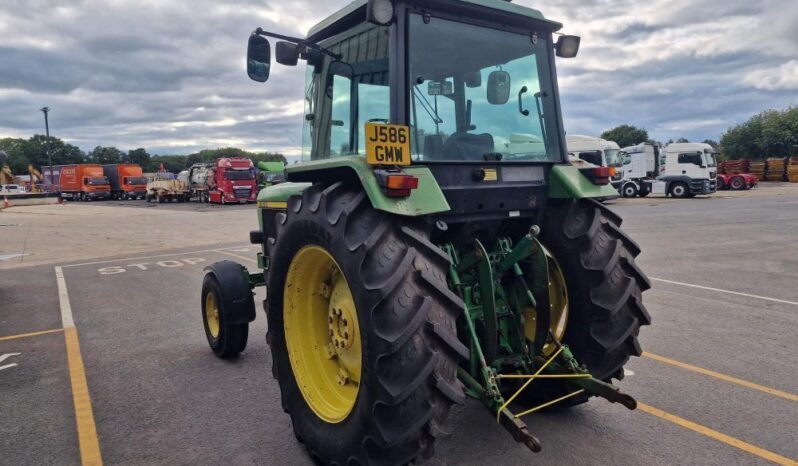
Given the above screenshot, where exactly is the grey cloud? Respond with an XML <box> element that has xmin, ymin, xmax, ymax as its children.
<box><xmin>0</xmin><ymin>0</ymin><xmax>796</xmax><ymax>155</ymax></box>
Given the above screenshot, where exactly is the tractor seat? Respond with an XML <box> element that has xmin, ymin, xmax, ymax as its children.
<box><xmin>441</xmin><ymin>132</ymin><xmax>495</xmax><ymax>161</ymax></box>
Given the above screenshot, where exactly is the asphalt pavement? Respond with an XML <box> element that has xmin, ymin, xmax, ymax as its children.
<box><xmin>1</xmin><ymin>187</ymin><xmax>796</xmax><ymax>465</ymax></box>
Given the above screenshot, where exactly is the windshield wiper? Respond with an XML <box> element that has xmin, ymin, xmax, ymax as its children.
<box><xmin>413</xmin><ymin>86</ymin><xmax>443</xmax><ymax>126</ymax></box>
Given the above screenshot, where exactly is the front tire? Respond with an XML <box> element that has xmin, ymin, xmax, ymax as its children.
<box><xmin>621</xmin><ymin>183</ymin><xmax>638</xmax><ymax>198</ymax></box>
<box><xmin>670</xmin><ymin>182</ymin><xmax>689</xmax><ymax>198</ymax></box>
<box><xmin>265</xmin><ymin>182</ymin><xmax>467</xmax><ymax>465</ymax></box>
<box><xmin>525</xmin><ymin>199</ymin><xmax>651</xmax><ymax>406</ymax></box>
<box><xmin>201</xmin><ymin>274</ymin><xmax>249</xmax><ymax>358</ymax></box>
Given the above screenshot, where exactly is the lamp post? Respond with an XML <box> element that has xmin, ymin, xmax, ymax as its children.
<box><xmin>40</xmin><ymin>107</ymin><xmax>53</xmax><ymax>187</ymax></box>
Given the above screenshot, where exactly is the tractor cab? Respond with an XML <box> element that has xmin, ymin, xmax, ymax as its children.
<box><xmin>247</xmin><ymin>0</ymin><xmax>601</xmax><ymax>227</ymax></box>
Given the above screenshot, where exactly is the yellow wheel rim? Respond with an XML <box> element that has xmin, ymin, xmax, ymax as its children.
<box><xmin>283</xmin><ymin>245</ymin><xmax>361</xmax><ymax>423</ymax></box>
<box><xmin>205</xmin><ymin>291</ymin><xmax>220</xmax><ymax>339</ymax></box>
<box><xmin>524</xmin><ymin>246</ymin><xmax>569</xmax><ymax>356</ymax></box>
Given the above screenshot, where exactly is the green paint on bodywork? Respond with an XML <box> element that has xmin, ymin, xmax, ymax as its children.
<box><xmin>257</xmin><ymin>181</ymin><xmax>311</xmax><ymax>203</ymax></box>
<box><xmin>548</xmin><ymin>165</ymin><xmax>619</xmax><ymax>199</ymax></box>
<box><xmin>286</xmin><ymin>156</ymin><xmax>450</xmax><ymax>216</ymax></box>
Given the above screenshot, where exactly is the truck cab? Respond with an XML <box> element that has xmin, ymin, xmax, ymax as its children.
<box><xmin>210</xmin><ymin>157</ymin><xmax>258</xmax><ymax>204</ymax></box>
<box><xmin>659</xmin><ymin>143</ymin><xmax>717</xmax><ymax>197</ymax></box>
<box><xmin>566</xmin><ymin>135</ymin><xmax>623</xmax><ymax>188</ymax></box>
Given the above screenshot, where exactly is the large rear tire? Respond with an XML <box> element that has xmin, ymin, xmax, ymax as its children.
<box><xmin>517</xmin><ymin>199</ymin><xmax>651</xmax><ymax>407</ymax></box>
<box><xmin>265</xmin><ymin>182</ymin><xmax>467</xmax><ymax>465</ymax></box>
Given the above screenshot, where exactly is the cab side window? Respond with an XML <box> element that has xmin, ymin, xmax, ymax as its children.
<box><xmin>677</xmin><ymin>153</ymin><xmax>702</xmax><ymax>166</ymax></box>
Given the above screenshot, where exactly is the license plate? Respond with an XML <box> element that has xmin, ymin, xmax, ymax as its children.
<box><xmin>365</xmin><ymin>123</ymin><xmax>411</xmax><ymax>166</ymax></box>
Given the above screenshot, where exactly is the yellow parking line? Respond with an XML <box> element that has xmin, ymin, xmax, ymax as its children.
<box><xmin>56</xmin><ymin>266</ymin><xmax>103</xmax><ymax>466</ymax></box>
<box><xmin>643</xmin><ymin>352</ymin><xmax>798</xmax><ymax>402</ymax></box>
<box><xmin>0</xmin><ymin>328</ymin><xmax>64</xmax><ymax>342</ymax></box>
<box><xmin>64</xmin><ymin>327</ymin><xmax>103</xmax><ymax>466</ymax></box>
<box><xmin>638</xmin><ymin>402</ymin><xmax>797</xmax><ymax>466</ymax></box>
<box><xmin>215</xmin><ymin>249</ymin><xmax>257</xmax><ymax>264</ymax></box>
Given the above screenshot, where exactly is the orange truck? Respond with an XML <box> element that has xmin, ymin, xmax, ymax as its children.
<box><xmin>43</xmin><ymin>164</ymin><xmax>111</xmax><ymax>201</ymax></box>
<box><xmin>103</xmin><ymin>164</ymin><xmax>148</xmax><ymax>200</ymax></box>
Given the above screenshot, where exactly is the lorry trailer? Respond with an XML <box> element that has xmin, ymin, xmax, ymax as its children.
<box><xmin>43</xmin><ymin>164</ymin><xmax>111</xmax><ymax>201</ymax></box>
<box><xmin>103</xmin><ymin>164</ymin><xmax>148</xmax><ymax>200</ymax></box>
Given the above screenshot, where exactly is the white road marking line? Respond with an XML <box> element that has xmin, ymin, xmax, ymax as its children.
<box><xmin>650</xmin><ymin>277</ymin><xmax>798</xmax><ymax>307</ymax></box>
<box><xmin>0</xmin><ymin>253</ymin><xmax>30</xmax><ymax>261</ymax></box>
<box><xmin>0</xmin><ymin>353</ymin><xmax>21</xmax><ymax>372</ymax></box>
<box><xmin>62</xmin><ymin>244</ymin><xmax>250</xmax><ymax>268</ymax></box>
<box><xmin>55</xmin><ymin>266</ymin><xmax>75</xmax><ymax>328</ymax></box>
<box><xmin>623</xmin><ymin>369</ymin><xmax>634</xmax><ymax>376</ymax></box>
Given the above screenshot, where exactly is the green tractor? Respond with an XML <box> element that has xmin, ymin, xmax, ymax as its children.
<box><xmin>201</xmin><ymin>0</ymin><xmax>650</xmax><ymax>463</ymax></box>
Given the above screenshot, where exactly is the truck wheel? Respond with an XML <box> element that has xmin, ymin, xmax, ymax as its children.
<box><xmin>201</xmin><ymin>274</ymin><xmax>249</xmax><ymax>358</ymax></box>
<box><xmin>519</xmin><ymin>199</ymin><xmax>651</xmax><ymax>407</ymax></box>
<box><xmin>157</xmin><ymin>194</ymin><xmax>165</xmax><ymax>203</ymax></box>
<box><xmin>145</xmin><ymin>194</ymin><xmax>152</xmax><ymax>203</ymax></box>
<box><xmin>266</xmin><ymin>182</ymin><xmax>467</xmax><ymax>465</ymax></box>
<box><xmin>621</xmin><ymin>183</ymin><xmax>638</xmax><ymax>198</ymax></box>
<box><xmin>730</xmin><ymin>176</ymin><xmax>745</xmax><ymax>190</ymax></box>
<box><xmin>669</xmin><ymin>182</ymin><xmax>689</xmax><ymax>198</ymax></box>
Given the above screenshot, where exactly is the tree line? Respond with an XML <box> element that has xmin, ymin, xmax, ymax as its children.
<box><xmin>598</xmin><ymin>106</ymin><xmax>796</xmax><ymax>160</ymax></box>
<box><xmin>0</xmin><ymin>136</ymin><xmax>285</xmax><ymax>175</ymax></box>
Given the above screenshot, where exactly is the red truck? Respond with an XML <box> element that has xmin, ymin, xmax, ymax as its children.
<box><xmin>103</xmin><ymin>164</ymin><xmax>148</xmax><ymax>200</ymax></box>
<box><xmin>43</xmin><ymin>164</ymin><xmax>111</xmax><ymax>201</ymax></box>
<box><xmin>185</xmin><ymin>157</ymin><xmax>257</xmax><ymax>204</ymax></box>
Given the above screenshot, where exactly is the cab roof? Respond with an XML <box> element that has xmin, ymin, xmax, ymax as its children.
<box><xmin>307</xmin><ymin>0</ymin><xmax>562</xmax><ymax>42</ymax></box>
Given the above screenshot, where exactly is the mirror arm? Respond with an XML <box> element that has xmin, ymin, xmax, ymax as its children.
<box><xmin>254</xmin><ymin>27</ymin><xmax>343</xmax><ymax>60</ymax></box>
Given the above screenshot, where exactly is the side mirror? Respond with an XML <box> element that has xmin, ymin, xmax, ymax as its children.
<box><xmin>275</xmin><ymin>41</ymin><xmax>300</xmax><ymax>66</ymax></box>
<box><xmin>555</xmin><ymin>35</ymin><xmax>581</xmax><ymax>58</ymax></box>
<box><xmin>487</xmin><ymin>71</ymin><xmax>511</xmax><ymax>105</ymax></box>
<box><xmin>464</xmin><ymin>71</ymin><xmax>482</xmax><ymax>88</ymax></box>
<box><xmin>247</xmin><ymin>34</ymin><xmax>271</xmax><ymax>82</ymax></box>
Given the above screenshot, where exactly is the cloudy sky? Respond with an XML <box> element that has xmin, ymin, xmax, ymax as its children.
<box><xmin>0</xmin><ymin>0</ymin><xmax>796</xmax><ymax>157</ymax></box>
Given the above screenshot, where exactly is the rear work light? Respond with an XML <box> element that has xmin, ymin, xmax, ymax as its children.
<box><xmin>375</xmin><ymin>169</ymin><xmax>419</xmax><ymax>197</ymax></box>
<box><xmin>579</xmin><ymin>166</ymin><xmax>615</xmax><ymax>185</ymax></box>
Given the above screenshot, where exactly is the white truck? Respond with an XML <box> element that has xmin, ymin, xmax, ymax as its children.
<box><xmin>566</xmin><ymin>135</ymin><xmax>624</xmax><ymax>188</ymax></box>
<box><xmin>656</xmin><ymin>143</ymin><xmax>718</xmax><ymax>198</ymax></box>
<box><xmin>616</xmin><ymin>143</ymin><xmax>660</xmax><ymax>197</ymax></box>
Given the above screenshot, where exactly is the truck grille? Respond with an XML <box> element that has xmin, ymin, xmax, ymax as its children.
<box><xmin>233</xmin><ymin>187</ymin><xmax>252</xmax><ymax>199</ymax></box>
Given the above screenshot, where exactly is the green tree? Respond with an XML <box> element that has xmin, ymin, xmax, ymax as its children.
<box><xmin>126</xmin><ymin>148</ymin><xmax>154</xmax><ymax>170</ymax></box>
<box><xmin>600</xmin><ymin>125</ymin><xmax>649</xmax><ymax>148</ymax></box>
<box><xmin>0</xmin><ymin>135</ymin><xmax>85</xmax><ymax>173</ymax></box>
<box><xmin>720</xmin><ymin>107</ymin><xmax>798</xmax><ymax>159</ymax></box>
<box><xmin>676</xmin><ymin>137</ymin><xmax>690</xmax><ymax>143</ymax></box>
<box><xmin>87</xmin><ymin>146</ymin><xmax>125</xmax><ymax>164</ymax></box>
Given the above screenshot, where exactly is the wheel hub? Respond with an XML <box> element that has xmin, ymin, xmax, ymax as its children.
<box><xmin>283</xmin><ymin>245</ymin><xmax>362</xmax><ymax>423</ymax></box>
<box><xmin>205</xmin><ymin>292</ymin><xmax>220</xmax><ymax>339</ymax></box>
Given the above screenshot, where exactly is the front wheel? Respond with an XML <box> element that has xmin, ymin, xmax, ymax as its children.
<box><xmin>201</xmin><ymin>273</ymin><xmax>249</xmax><ymax>358</ymax></box>
<box><xmin>670</xmin><ymin>182</ymin><xmax>689</xmax><ymax>198</ymax></box>
<box><xmin>621</xmin><ymin>183</ymin><xmax>638</xmax><ymax>198</ymax></box>
<box><xmin>266</xmin><ymin>182</ymin><xmax>467</xmax><ymax>465</ymax></box>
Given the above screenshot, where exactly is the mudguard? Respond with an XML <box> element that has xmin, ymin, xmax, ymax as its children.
<box><xmin>281</xmin><ymin>156</ymin><xmax>450</xmax><ymax>217</ymax></box>
<box><xmin>203</xmin><ymin>260</ymin><xmax>256</xmax><ymax>325</ymax></box>
<box><xmin>548</xmin><ymin>165</ymin><xmax>620</xmax><ymax>199</ymax></box>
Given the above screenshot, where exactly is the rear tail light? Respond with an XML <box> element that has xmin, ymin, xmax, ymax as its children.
<box><xmin>579</xmin><ymin>166</ymin><xmax>615</xmax><ymax>185</ymax></box>
<box><xmin>375</xmin><ymin>170</ymin><xmax>419</xmax><ymax>197</ymax></box>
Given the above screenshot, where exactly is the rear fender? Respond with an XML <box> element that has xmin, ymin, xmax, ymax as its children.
<box><xmin>203</xmin><ymin>260</ymin><xmax>256</xmax><ymax>325</ymax></box>
<box><xmin>283</xmin><ymin>156</ymin><xmax>450</xmax><ymax>217</ymax></box>
<box><xmin>548</xmin><ymin>165</ymin><xmax>620</xmax><ymax>199</ymax></box>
